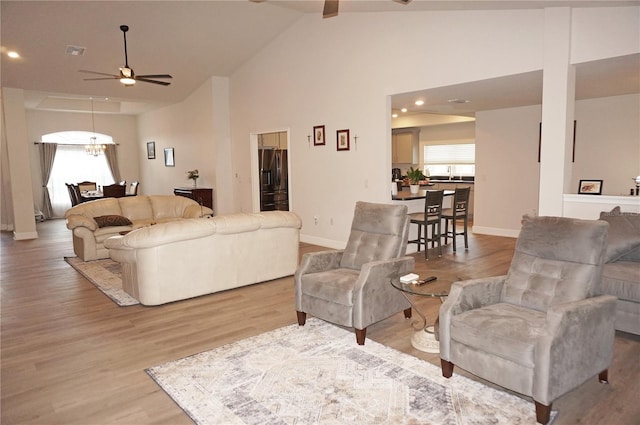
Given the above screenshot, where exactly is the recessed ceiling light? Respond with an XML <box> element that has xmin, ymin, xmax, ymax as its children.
<box><xmin>7</xmin><ymin>51</ymin><xmax>20</xmax><ymax>59</ymax></box>
<box><xmin>392</xmin><ymin>113</ymin><xmax>398</xmax><ymax>118</ymax></box>
<box><xmin>415</xmin><ymin>100</ymin><xmax>424</xmax><ymax>106</ymax></box>
<box><xmin>448</xmin><ymin>98</ymin><xmax>470</xmax><ymax>104</ymax></box>
<box><xmin>401</xmin><ymin>108</ymin><xmax>407</xmax><ymax>113</ymax></box>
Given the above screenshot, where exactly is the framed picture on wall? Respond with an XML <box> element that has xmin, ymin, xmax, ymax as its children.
<box><xmin>164</xmin><ymin>148</ymin><xmax>175</xmax><ymax>167</ymax></box>
<box><xmin>578</xmin><ymin>179</ymin><xmax>603</xmax><ymax>195</ymax></box>
<box><xmin>337</xmin><ymin>129</ymin><xmax>350</xmax><ymax>151</ymax></box>
<box><xmin>313</xmin><ymin>125</ymin><xmax>325</xmax><ymax>146</ymax></box>
<box><xmin>147</xmin><ymin>141</ymin><xmax>156</xmax><ymax>159</ymax></box>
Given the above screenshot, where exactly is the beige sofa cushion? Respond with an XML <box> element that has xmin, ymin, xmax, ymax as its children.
<box><xmin>119</xmin><ymin>197</ymin><xmax>154</xmax><ymax>222</ymax></box>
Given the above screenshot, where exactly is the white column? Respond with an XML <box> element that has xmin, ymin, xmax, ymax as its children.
<box><xmin>538</xmin><ymin>7</ymin><xmax>576</xmax><ymax>217</ymax></box>
<box><xmin>1</xmin><ymin>88</ymin><xmax>38</xmax><ymax>240</ymax></box>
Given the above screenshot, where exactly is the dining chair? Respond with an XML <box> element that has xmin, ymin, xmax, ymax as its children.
<box><xmin>65</xmin><ymin>183</ymin><xmax>81</xmax><ymax>206</ymax></box>
<box><xmin>77</xmin><ymin>181</ymin><xmax>97</xmax><ymax>192</ymax></box>
<box><xmin>407</xmin><ymin>189</ymin><xmax>444</xmax><ymax>259</ymax></box>
<box><xmin>102</xmin><ymin>183</ymin><xmax>126</xmax><ymax>198</ymax></box>
<box><xmin>128</xmin><ymin>181</ymin><xmax>139</xmax><ymax>196</ymax></box>
<box><xmin>442</xmin><ymin>186</ymin><xmax>470</xmax><ymax>252</ymax></box>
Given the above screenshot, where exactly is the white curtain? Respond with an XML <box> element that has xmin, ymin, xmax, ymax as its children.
<box><xmin>48</xmin><ymin>145</ymin><xmax>115</xmax><ymax>217</ymax></box>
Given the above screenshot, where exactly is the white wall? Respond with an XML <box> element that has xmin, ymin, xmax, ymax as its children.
<box><xmin>138</xmin><ymin>77</ymin><xmax>228</xmax><ymax>212</ymax></box>
<box><xmin>573</xmin><ymin>94</ymin><xmax>640</xmax><ymax>196</ymax></box>
<box><xmin>474</xmin><ymin>104</ymin><xmax>542</xmax><ymax>236</ymax></box>
<box><xmin>227</xmin><ymin>7</ymin><xmax>637</xmax><ymax>246</ymax></box>
<box><xmin>230</xmin><ymin>9</ymin><xmax>547</xmax><ymax>247</ymax></box>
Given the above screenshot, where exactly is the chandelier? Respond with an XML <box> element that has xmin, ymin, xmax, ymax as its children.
<box><xmin>85</xmin><ymin>98</ymin><xmax>105</xmax><ymax>156</ymax></box>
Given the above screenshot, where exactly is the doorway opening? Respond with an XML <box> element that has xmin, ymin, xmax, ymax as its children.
<box><xmin>250</xmin><ymin>130</ymin><xmax>290</xmax><ymax>212</ymax></box>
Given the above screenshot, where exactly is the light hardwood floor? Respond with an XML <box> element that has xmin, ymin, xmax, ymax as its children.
<box><xmin>1</xmin><ymin>219</ymin><xmax>639</xmax><ymax>424</ymax></box>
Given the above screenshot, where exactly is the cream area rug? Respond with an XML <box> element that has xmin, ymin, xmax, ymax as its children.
<box><xmin>64</xmin><ymin>257</ymin><xmax>139</xmax><ymax>306</ymax></box>
<box><xmin>147</xmin><ymin>318</ymin><xmax>556</xmax><ymax>425</ymax></box>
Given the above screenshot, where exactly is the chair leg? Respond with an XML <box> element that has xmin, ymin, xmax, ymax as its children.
<box><xmin>417</xmin><ymin>224</ymin><xmax>423</xmax><ymax>252</ymax></box>
<box><xmin>403</xmin><ymin>307</ymin><xmax>412</xmax><ymax>318</ymax></box>
<box><xmin>436</xmin><ymin>221</ymin><xmax>442</xmax><ymax>257</ymax></box>
<box><xmin>598</xmin><ymin>369</ymin><xmax>609</xmax><ymax>384</ymax></box>
<box><xmin>451</xmin><ymin>217</ymin><xmax>457</xmax><ymax>252</ymax></box>
<box><xmin>534</xmin><ymin>401</ymin><xmax>552</xmax><ymax>424</ymax></box>
<box><xmin>355</xmin><ymin>328</ymin><xmax>366</xmax><ymax>345</ymax></box>
<box><xmin>443</xmin><ymin>218</ymin><xmax>449</xmax><ymax>244</ymax></box>
<box><xmin>463</xmin><ymin>215</ymin><xmax>469</xmax><ymax>250</ymax></box>
<box><xmin>296</xmin><ymin>311</ymin><xmax>306</xmax><ymax>326</ymax></box>
<box><xmin>440</xmin><ymin>359</ymin><xmax>454</xmax><ymax>378</ymax></box>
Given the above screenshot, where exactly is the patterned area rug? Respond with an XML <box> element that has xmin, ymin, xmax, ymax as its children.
<box><xmin>147</xmin><ymin>318</ymin><xmax>556</xmax><ymax>425</ymax></box>
<box><xmin>64</xmin><ymin>256</ymin><xmax>139</xmax><ymax>306</ymax></box>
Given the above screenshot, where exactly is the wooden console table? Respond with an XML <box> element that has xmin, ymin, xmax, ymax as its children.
<box><xmin>174</xmin><ymin>187</ymin><xmax>213</xmax><ymax>210</ymax></box>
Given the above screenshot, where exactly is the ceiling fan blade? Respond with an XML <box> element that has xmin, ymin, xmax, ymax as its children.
<box><xmin>136</xmin><ymin>74</ymin><xmax>172</xmax><ymax>79</ymax></box>
<box><xmin>136</xmin><ymin>77</ymin><xmax>171</xmax><ymax>86</ymax></box>
<box><xmin>79</xmin><ymin>70</ymin><xmax>119</xmax><ymax>77</ymax></box>
<box><xmin>83</xmin><ymin>77</ymin><xmax>119</xmax><ymax>81</ymax></box>
<box><xmin>323</xmin><ymin>0</ymin><xmax>339</xmax><ymax>18</ymax></box>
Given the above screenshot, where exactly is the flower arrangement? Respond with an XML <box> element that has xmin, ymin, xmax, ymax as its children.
<box><xmin>186</xmin><ymin>169</ymin><xmax>199</xmax><ymax>187</ymax></box>
<box><xmin>186</xmin><ymin>169</ymin><xmax>199</xmax><ymax>180</ymax></box>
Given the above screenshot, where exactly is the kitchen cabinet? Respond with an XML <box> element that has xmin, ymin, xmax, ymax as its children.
<box><xmin>392</xmin><ymin>130</ymin><xmax>418</xmax><ymax>164</ymax></box>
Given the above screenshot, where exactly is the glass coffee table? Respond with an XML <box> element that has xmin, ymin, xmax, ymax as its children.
<box><xmin>390</xmin><ymin>276</ymin><xmax>449</xmax><ymax>353</ymax></box>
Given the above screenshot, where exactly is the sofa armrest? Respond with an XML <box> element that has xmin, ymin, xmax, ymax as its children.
<box><xmin>295</xmin><ymin>250</ymin><xmax>344</xmax><ymax>276</ymax></box>
<box><xmin>439</xmin><ymin>275</ymin><xmax>506</xmax><ymax>360</ymax></box>
<box><xmin>183</xmin><ymin>204</ymin><xmax>214</xmax><ymax>218</ymax></box>
<box><xmin>65</xmin><ymin>214</ymin><xmax>98</xmax><ymax>231</ymax></box>
<box><xmin>534</xmin><ymin>294</ymin><xmax>617</xmax><ymax>404</ymax></box>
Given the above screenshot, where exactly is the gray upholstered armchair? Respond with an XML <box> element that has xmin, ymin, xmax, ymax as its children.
<box><xmin>439</xmin><ymin>215</ymin><xmax>617</xmax><ymax>424</ymax></box>
<box><xmin>295</xmin><ymin>201</ymin><xmax>414</xmax><ymax>345</ymax></box>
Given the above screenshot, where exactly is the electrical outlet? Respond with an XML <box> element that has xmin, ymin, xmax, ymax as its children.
<box><xmin>330</xmin><ymin>217</ymin><xmax>334</xmax><ymax>225</ymax></box>
<box><xmin>314</xmin><ymin>215</ymin><xmax>319</xmax><ymax>225</ymax></box>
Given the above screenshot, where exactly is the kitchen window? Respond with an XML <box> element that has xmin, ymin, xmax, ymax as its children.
<box><xmin>423</xmin><ymin>143</ymin><xmax>475</xmax><ymax>178</ymax></box>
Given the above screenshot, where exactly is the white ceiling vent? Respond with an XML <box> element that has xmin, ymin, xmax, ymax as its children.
<box><xmin>65</xmin><ymin>45</ymin><xmax>86</xmax><ymax>56</ymax></box>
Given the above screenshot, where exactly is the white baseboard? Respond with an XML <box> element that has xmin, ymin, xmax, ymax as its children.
<box><xmin>300</xmin><ymin>234</ymin><xmax>344</xmax><ymax>250</ymax></box>
<box><xmin>472</xmin><ymin>225</ymin><xmax>519</xmax><ymax>238</ymax></box>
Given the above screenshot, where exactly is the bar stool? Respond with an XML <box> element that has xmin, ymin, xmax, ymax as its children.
<box><xmin>442</xmin><ymin>186</ymin><xmax>470</xmax><ymax>252</ymax></box>
<box><xmin>408</xmin><ymin>190</ymin><xmax>444</xmax><ymax>259</ymax></box>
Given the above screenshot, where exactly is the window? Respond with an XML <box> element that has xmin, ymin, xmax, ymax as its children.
<box><xmin>423</xmin><ymin>143</ymin><xmax>475</xmax><ymax>178</ymax></box>
<box><xmin>43</xmin><ymin>131</ymin><xmax>115</xmax><ymax>217</ymax></box>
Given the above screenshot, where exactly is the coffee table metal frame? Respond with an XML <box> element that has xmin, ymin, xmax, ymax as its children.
<box><xmin>390</xmin><ymin>277</ymin><xmax>448</xmax><ymax>353</ymax></box>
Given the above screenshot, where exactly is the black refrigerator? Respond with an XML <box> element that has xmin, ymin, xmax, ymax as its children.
<box><xmin>259</xmin><ymin>148</ymin><xmax>289</xmax><ymax>211</ymax></box>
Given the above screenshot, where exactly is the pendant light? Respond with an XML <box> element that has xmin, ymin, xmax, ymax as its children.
<box><xmin>85</xmin><ymin>98</ymin><xmax>105</xmax><ymax>156</ymax></box>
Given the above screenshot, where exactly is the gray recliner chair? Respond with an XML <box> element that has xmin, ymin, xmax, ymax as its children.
<box><xmin>439</xmin><ymin>215</ymin><xmax>617</xmax><ymax>424</ymax></box>
<box><xmin>295</xmin><ymin>201</ymin><xmax>414</xmax><ymax>345</ymax></box>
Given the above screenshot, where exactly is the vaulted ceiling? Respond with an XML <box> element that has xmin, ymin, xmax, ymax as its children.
<box><xmin>2</xmin><ymin>1</ymin><xmax>638</xmax><ymax>115</ymax></box>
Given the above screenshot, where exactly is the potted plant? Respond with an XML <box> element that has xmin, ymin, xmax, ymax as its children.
<box><xmin>406</xmin><ymin>167</ymin><xmax>425</xmax><ymax>194</ymax></box>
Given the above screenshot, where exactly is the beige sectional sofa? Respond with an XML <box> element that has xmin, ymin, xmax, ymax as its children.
<box><xmin>598</xmin><ymin>207</ymin><xmax>640</xmax><ymax>335</ymax></box>
<box><xmin>104</xmin><ymin>211</ymin><xmax>302</xmax><ymax>305</ymax></box>
<box><xmin>65</xmin><ymin>195</ymin><xmax>213</xmax><ymax>261</ymax></box>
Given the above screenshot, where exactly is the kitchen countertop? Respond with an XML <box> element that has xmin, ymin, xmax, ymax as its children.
<box><xmin>393</xmin><ymin>189</ymin><xmax>455</xmax><ymax>201</ymax></box>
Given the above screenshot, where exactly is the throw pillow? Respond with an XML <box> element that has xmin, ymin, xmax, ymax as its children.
<box><xmin>599</xmin><ymin>207</ymin><xmax>640</xmax><ymax>262</ymax></box>
<box><xmin>94</xmin><ymin>215</ymin><xmax>133</xmax><ymax>228</ymax></box>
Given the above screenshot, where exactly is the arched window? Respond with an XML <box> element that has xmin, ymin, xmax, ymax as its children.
<box><xmin>43</xmin><ymin>131</ymin><xmax>116</xmax><ymax>217</ymax></box>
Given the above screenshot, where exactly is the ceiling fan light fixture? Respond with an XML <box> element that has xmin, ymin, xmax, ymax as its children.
<box><xmin>120</xmin><ymin>77</ymin><xmax>136</xmax><ymax>86</ymax></box>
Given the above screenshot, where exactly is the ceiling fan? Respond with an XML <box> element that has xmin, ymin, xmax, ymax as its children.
<box><xmin>79</xmin><ymin>25</ymin><xmax>172</xmax><ymax>87</ymax></box>
<box><xmin>251</xmin><ymin>0</ymin><xmax>411</xmax><ymax>19</ymax></box>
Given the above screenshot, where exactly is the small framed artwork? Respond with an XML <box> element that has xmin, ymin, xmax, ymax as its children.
<box><xmin>164</xmin><ymin>148</ymin><xmax>175</xmax><ymax>167</ymax></box>
<box><xmin>147</xmin><ymin>141</ymin><xmax>156</xmax><ymax>159</ymax></box>
<box><xmin>313</xmin><ymin>125</ymin><xmax>325</xmax><ymax>146</ymax></box>
<box><xmin>336</xmin><ymin>129</ymin><xmax>350</xmax><ymax>151</ymax></box>
<box><xmin>578</xmin><ymin>179</ymin><xmax>603</xmax><ymax>195</ymax></box>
